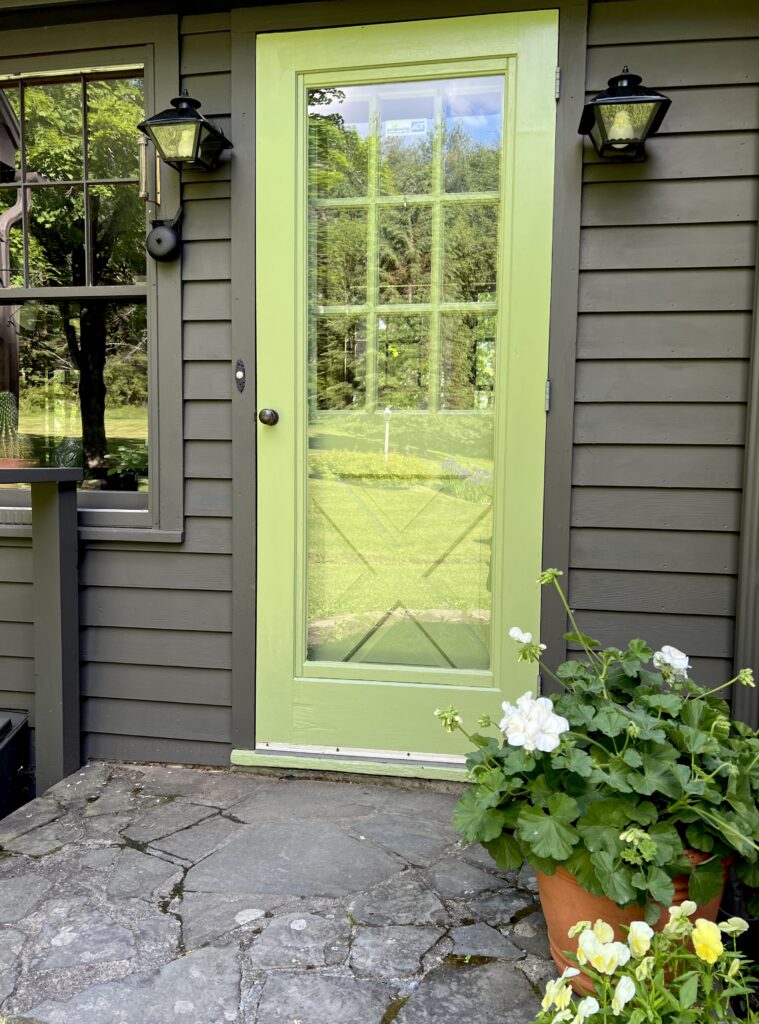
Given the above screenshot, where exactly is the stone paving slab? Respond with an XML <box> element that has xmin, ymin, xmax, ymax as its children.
<box><xmin>0</xmin><ymin>761</ymin><xmax>552</xmax><ymax>1022</ymax></box>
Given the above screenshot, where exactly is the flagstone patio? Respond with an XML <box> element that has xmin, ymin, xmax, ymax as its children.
<box><xmin>0</xmin><ymin>762</ymin><xmax>553</xmax><ymax>1023</ymax></box>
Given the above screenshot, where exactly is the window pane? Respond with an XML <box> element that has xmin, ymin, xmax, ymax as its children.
<box><xmin>377</xmin><ymin>315</ymin><xmax>429</xmax><ymax>409</ymax></box>
<box><xmin>90</xmin><ymin>184</ymin><xmax>146</xmax><ymax>285</ymax></box>
<box><xmin>312</xmin><ymin>316</ymin><xmax>365</xmax><ymax>410</ymax></box>
<box><xmin>443</xmin><ymin>202</ymin><xmax>499</xmax><ymax>302</ymax></box>
<box><xmin>308</xmin><ymin>87</ymin><xmax>370</xmax><ymax>200</ymax></box>
<box><xmin>0</xmin><ymin>86</ymin><xmax>21</xmax><ymax>182</ymax></box>
<box><xmin>86</xmin><ymin>76</ymin><xmax>144</xmax><ymax>179</ymax></box>
<box><xmin>27</xmin><ymin>185</ymin><xmax>86</xmax><ymax>286</ymax></box>
<box><xmin>440</xmin><ymin>313</ymin><xmax>496</xmax><ymax>410</ymax></box>
<box><xmin>23</xmin><ymin>81</ymin><xmax>83</xmax><ymax>181</ymax></box>
<box><xmin>379</xmin><ymin>83</ymin><xmax>434</xmax><ymax>196</ymax></box>
<box><xmin>0</xmin><ymin>186</ymin><xmax>24</xmax><ymax>287</ymax></box>
<box><xmin>313</xmin><ymin>208</ymin><xmax>367</xmax><ymax>306</ymax></box>
<box><xmin>378</xmin><ymin>205</ymin><xmax>432</xmax><ymax>304</ymax></box>
<box><xmin>444</xmin><ymin>78</ymin><xmax>504</xmax><ymax>193</ymax></box>
<box><xmin>0</xmin><ymin>301</ymin><xmax>148</xmax><ymax>491</ymax></box>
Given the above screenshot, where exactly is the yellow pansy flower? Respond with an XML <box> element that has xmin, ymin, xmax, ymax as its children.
<box><xmin>692</xmin><ymin>918</ymin><xmax>724</xmax><ymax>965</ymax></box>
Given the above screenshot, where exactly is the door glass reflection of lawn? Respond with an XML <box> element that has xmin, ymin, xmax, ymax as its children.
<box><xmin>307</xmin><ymin>77</ymin><xmax>504</xmax><ymax>671</ymax></box>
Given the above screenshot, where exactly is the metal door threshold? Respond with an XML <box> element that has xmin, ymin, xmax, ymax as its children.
<box><xmin>231</xmin><ymin>743</ymin><xmax>468</xmax><ymax>781</ymax></box>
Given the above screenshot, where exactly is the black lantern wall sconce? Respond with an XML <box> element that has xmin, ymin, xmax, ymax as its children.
<box><xmin>579</xmin><ymin>67</ymin><xmax>671</xmax><ymax>161</ymax></box>
<box><xmin>138</xmin><ymin>91</ymin><xmax>232</xmax><ymax>261</ymax></box>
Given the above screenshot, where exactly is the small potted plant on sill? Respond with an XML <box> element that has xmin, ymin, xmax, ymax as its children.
<box><xmin>0</xmin><ymin>391</ymin><xmax>34</xmax><ymax>468</ymax></box>
<box><xmin>435</xmin><ymin>569</ymin><xmax>759</xmax><ymax>990</ymax></box>
<box><xmin>103</xmin><ymin>443</ymin><xmax>147</xmax><ymax>491</ymax></box>
<box><xmin>533</xmin><ymin>908</ymin><xmax>757</xmax><ymax>1023</ymax></box>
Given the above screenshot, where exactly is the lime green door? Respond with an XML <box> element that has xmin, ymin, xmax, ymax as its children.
<box><xmin>254</xmin><ymin>12</ymin><xmax>558</xmax><ymax>766</ymax></box>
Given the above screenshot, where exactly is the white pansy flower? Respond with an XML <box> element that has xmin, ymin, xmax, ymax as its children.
<box><xmin>577</xmin><ymin>929</ymin><xmax>630</xmax><ymax>975</ymax></box>
<box><xmin>652</xmin><ymin>645</ymin><xmax>691</xmax><ymax>682</ymax></box>
<box><xmin>509</xmin><ymin>626</ymin><xmax>533</xmax><ymax>643</ymax></box>
<box><xmin>592</xmin><ymin>919</ymin><xmax>614</xmax><ymax>944</ymax></box>
<box><xmin>611</xmin><ymin>976</ymin><xmax>635</xmax><ymax>1016</ymax></box>
<box><xmin>551</xmin><ymin>1013</ymin><xmax>573</xmax><ymax>1024</ymax></box>
<box><xmin>663</xmin><ymin>900</ymin><xmax>697</xmax><ymax>937</ymax></box>
<box><xmin>498</xmin><ymin>691</ymin><xmax>569</xmax><ymax>753</ymax></box>
<box><xmin>573</xmin><ymin>997</ymin><xmax>600</xmax><ymax>1023</ymax></box>
<box><xmin>627</xmin><ymin>920</ymin><xmax>654</xmax><ymax>958</ymax></box>
<box><xmin>719</xmin><ymin>917</ymin><xmax>749</xmax><ymax>937</ymax></box>
<box><xmin>541</xmin><ymin>969</ymin><xmax>579</xmax><ymax>1012</ymax></box>
<box><xmin>635</xmin><ymin>957</ymin><xmax>654</xmax><ymax>981</ymax></box>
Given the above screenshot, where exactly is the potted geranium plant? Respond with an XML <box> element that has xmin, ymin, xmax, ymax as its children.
<box><xmin>436</xmin><ymin>569</ymin><xmax>759</xmax><ymax>985</ymax></box>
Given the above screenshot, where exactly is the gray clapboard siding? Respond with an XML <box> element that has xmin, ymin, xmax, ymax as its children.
<box><xmin>0</xmin><ymin>657</ymin><xmax>33</xmax><ymax>692</ymax></box>
<box><xmin>181</xmin><ymin>13</ymin><xmax>232</xmax><ymax>34</ymax></box>
<box><xmin>84</xmin><ymin>733</ymin><xmax>230</xmax><ymax>767</ymax></box>
<box><xmin>0</xmin><ymin>693</ymin><xmax>34</xmax><ymax>724</ymax></box>
<box><xmin>81</xmin><ymin>663</ymin><xmax>232</xmax><ymax>707</ymax></box>
<box><xmin>576</xmin><ymin>312</ymin><xmax>753</xmax><ymax>359</ymax></box>
<box><xmin>183</xmin><ymin>241</ymin><xmax>232</xmax><ymax>282</ymax></box>
<box><xmin>580</xmin><ymin>225</ymin><xmax>757</xmax><ymax>271</ymax></box>
<box><xmin>656</xmin><ymin>86</ymin><xmax>759</xmax><ymax>136</ymax></box>
<box><xmin>183</xmin><ymin>199</ymin><xmax>231</xmax><ymax>242</ymax></box>
<box><xmin>185</xmin><ymin>400</ymin><xmax>232</xmax><ymax>440</ymax></box>
<box><xmin>184</xmin><ymin>321</ymin><xmax>232</xmax><ymax>360</ymax></box>
<box><xmin>0</xmin><ymin>621</ymin><xmax>32</xmax><ymax>658</ymax></box>
<box><xmin>0</xmin><ymin>581</ymin><xmax>32</xmax><ymax>621</ymax></box>
<box><xmin>582</xmin><ymin>179</ymin><xmax>759</xmax><ymax>227</ymax></box>
<box><xmin>587</xmin><ymin>0</ymin><xmax>759</xmax><ymax>45</ymax></box>
<box><xmin>572</xmin><ymin>445</ymin><xmax>744</xmax><ymax>489</ymax></box>
<box><xmin>579</xmin><ymin>269</ymin><xmax>755</xmax><ymax>312</ymax></box>
<box><xmin>574</xmin><ymin>404</ymin><xmax>746</xmax><ymax>445</ymax></box>
<box><xmin>81</xmin><ymin>588</ymin><xmax>232</xmax><ymax>632</ymax></box>
<box><xmin>185</xmin><ymin>362</ymin><xmax>232</xmax><ymax>400</ymax></box>
<box><xmin>183</xmin><ymin>181</ymin><xmax>232</xmax><ymax>202</ymax></box>
<box><xmin>185</xmin><ymin>441</ymin><xmax>233</xmax><ymax>479</ymax></box>
<box><xmin>570</xmin><ymin>528</ymin><xmax>739</xmax><ymax>575</ymax></box>
<box><xmin>180</xmin><ymin>31</ymin><xmax>231</xmax><ymax>76</ymax></box>
<box><xmin>80</xmin><ymin>551</ymin><xmax>232</xmax><ymax>591</ymax></box>
<box><xmin>0</xmin><ymin>544</ymin><xmax>31</xmax><ymax>582</ymax></box>
<box><xmin>571</xmin><ymin>611</ymin><xmax>734</xmax><ymax>659</ymax></box>
<box><xmin>586</xmin><ymin>39</ymin><xmax>759</xmax><ymax>91</ymax></box>
<box><xmin>570</xmin><ymin>487</ymin><xmax>742</xmax><ymax>532</ymax></box>
<box><xmin>82</xmin><ymin>627</ymin><xmax>232</xmax><ymax>671</ymax></box>
<box><xmin>183</xmin><ymin>282</ymin><xmax>232</xmax><ymax>321</ymax></box>
<box><xmin>583</xmin><ymin>132</ymin><xmax>759</xmax><ymax>183</ymax></box>
<box><xmin>570</xmin><ymin>570</ymin><xmax>737</xmax><ymax>616</ymax></box>
<box><xmin>83</xmin><ymin>698</ymin><xmax>232</xmax><ymax>744</ymax></box>
<box><xmin>575</xmin><ymin>360</ymin><xmax>748</xmax><ymax>402</ymax></box>
<box><xmin>180</xmin><ymin>72</ymin><xmax>231</xmax><ymax>116</ymax></box>
<box><xmin>185</xmin><ymin>480</ymin><xmax>233</xmax><ymax>518</ymax></box>
<box><xmin>181</xmin><ymin>517</ymin><xmax>233</xmax><ymax>554</ymax></box>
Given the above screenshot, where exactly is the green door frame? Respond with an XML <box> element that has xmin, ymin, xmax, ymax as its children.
<box><xmin>228</xmin><ymin>0</ymin><xmax>589</xmax><ymax>769</ymax></box>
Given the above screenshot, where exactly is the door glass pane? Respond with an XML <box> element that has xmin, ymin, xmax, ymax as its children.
<box><xmin>306</xmin><ymin>74</ymin><xmax>504</xmax><ymax>671</ymax></box>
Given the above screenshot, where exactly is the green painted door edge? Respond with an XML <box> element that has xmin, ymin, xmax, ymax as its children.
<box><xmin>230</xmin><ymin>748</ymin><xmax>469</xmax><ymax>782</ymax></box>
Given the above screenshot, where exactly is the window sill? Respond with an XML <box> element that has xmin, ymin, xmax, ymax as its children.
<box><xmin>0</xmin><ymin>508</ymin><xmax>183</xmax><ymax>544</ymax></box>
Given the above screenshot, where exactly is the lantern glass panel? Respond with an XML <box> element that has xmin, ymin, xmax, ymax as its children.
<box><xmin>151</xmin><ymin>121</ymin><xmax>199</xmax><ymax>162</ymax></box>
<box><xmin>597</xmin><ymin>101</ymin><xmax>659</xmax><ymax>147</ymax></box>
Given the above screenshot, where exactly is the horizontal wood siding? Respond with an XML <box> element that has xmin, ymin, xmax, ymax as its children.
<box><xmin>571</xmin><ymin>0</ymin><xmax>759</xmax><ymax>688</ymax></box>
<box><xmin>79</xmin><ymin>18</ymin><xmax>235</xmax><ymax>765</ymax></box>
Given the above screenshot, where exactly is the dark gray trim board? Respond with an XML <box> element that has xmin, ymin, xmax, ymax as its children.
<box><xmin>229</xmin><ymin>0</ymin><xmax>589</xmax><ymax>746</ymax></box>
<box><xmin>734</xmin><ymin>216</ymin><xmax>759</xmax><ymax>728</ymax></box>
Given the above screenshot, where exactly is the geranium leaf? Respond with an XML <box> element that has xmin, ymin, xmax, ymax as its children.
<box><xmin>551</xmin><ymin>747</ymin><xmax>594</xmax><ymax>778</ymax></box>
<box><xmin>590</xmin><ymin>851</ymin><xmax>638</xmax><ymax>904</ymax></box>
<box><xmin>563</xmin><ymin>630</ymin><xmax>601</xmax><ymax>649</ymax></box>
<box><xmin>648</xmin><ymin>822</ymin><xmax>683</xmax><ymax>866</ymax></box>
<box><xmin>576</xmin><ymin>800</ymin><xmax>628</xmax><ymax>855</ymax></box>
<box><xmin>564</xmin><ymin>847</ymin><xmax>604</xmax><ymax>896</ymax></box>
<box><xmin>688</xmin><ymin>856</ymin><xmax>724</xmax><ymax>905</ymax></box>
<box><xmin>452</xmin><ymin>789</ymin><xmax>507</xmax><ymax>843</ymax></box>
<box><xmin>593</xmin><ymin>707</ymin><xmax>629</xmax><ymax>738</ymax></box>
<box><xmin>517</xmin><ymin>803</ymin><xmax>579</xmax><ymax>861</ymax></box>
<box><xmin>483</xmin><ymin>833</ymin><xmax>523</xmax><ymax>871</ymax></box>
<box><xmin>633</xmin><ymin>865</ymin><xmax>674</xmax><ymax>906</ymax></box>
<box><xmin>685</xmin><ymin>823</ymin><xmax>715</xmax><ymax>853</ymax></box>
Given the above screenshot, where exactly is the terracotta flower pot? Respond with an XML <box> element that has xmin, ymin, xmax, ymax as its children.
<box><xmin>536</xmin><ymin>850</ymin><xmax>727</xmax><ymax>994</ymax></box>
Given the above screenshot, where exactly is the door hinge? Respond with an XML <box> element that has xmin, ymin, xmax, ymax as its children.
<box><xmin>545</xmin><ymin>379</ymin><xmax>551</xmax><ymax>413</ymax></box>
<box><xmin>555</xmin><ymin>66</ymin><xmax>561</xmax><ymax>101</ymax></box>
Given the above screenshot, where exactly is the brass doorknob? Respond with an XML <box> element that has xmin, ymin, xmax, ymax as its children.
<box><xmin>258</xmin><ymin>408</ymin><xmax>279</xmax><ymax>426</ymax></box>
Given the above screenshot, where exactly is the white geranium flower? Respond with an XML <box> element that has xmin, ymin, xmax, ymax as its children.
<box><xmin>627</xmin><ymin>920</ymin><xmax>654</xmax><ymax>958</ymax></box>
<box><xmin>509</xmin><ymin>626</ymin><xmax>533</xmax><ymax>644</ymax></box>
<box><xmin>611</xmin><ymin>976</ymin><xmax>635</xmax><ymax>1016</ymax></box>
<box><xmin>653</xmin><ymin>645</ymin><xmax>691</xmax><ymax>681</ymax></box>
<box><xmin>498</xmin><ymin>692</ymin><xmax>569</xmax><ymax>753</ymax></box>
<box><xmin>573</xmin><ymin>997</ymin><xmax>600</xmax><ymax>1023</ymax></box>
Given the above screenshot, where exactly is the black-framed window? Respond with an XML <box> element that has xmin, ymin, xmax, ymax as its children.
<box><xmin>0</xmin><ymin>69</ymin><xmax>149</xmax><ymax>494</ymax></box>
